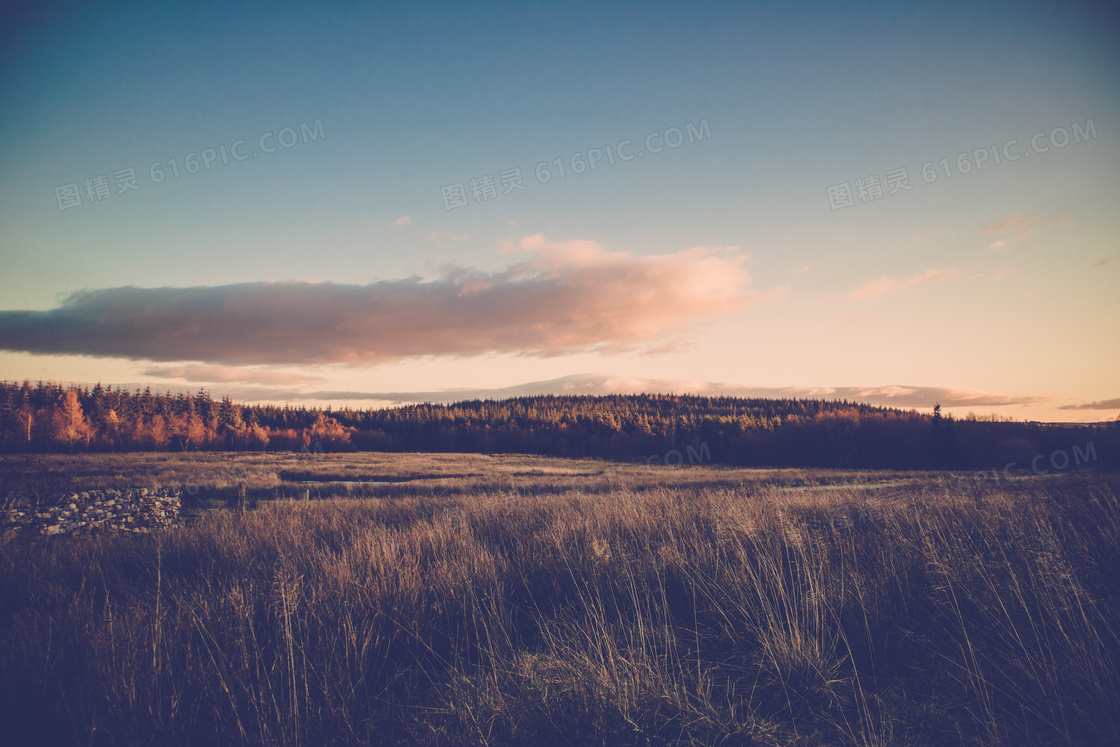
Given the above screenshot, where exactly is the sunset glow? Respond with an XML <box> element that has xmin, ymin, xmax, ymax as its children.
<box><xmin>1</xmin><ymin>1</ymin><xmax>1117</xmax><ymax>421</ymax></box>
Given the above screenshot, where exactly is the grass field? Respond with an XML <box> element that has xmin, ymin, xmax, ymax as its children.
<box><xmin>1</xmin><ymin>453</ymin><xmax>1118</xmax><ymax>745</ymax></box>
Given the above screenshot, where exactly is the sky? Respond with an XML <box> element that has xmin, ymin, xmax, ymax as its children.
<box><xmin>1</xmin><ymin>0</ymin><xmax>1117</xmax><ymax>421</ymax></box>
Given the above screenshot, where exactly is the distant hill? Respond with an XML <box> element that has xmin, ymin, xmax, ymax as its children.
<box><xmin>336</xmin><ymin>394</ymin><xmax>1118</xmax><ymax>470</ymax></box>
<box><xmin>2</xmin><ymin>382</ymin><xmax>1116</xmax><ymax>470</ymax></box>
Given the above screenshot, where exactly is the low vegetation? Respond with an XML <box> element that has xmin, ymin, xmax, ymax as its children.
<box><xmin>1</xmin><ymin>455</ymin><xmax>1117</xmax><ymax>745</ymax></box>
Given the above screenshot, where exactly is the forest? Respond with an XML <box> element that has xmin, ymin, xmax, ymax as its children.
<box><xmin>1</xmin><ymin>380</ymin><xmax>1116</xmax><ymax>470</ymax></box>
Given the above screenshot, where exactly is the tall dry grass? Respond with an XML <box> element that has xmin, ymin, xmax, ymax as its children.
<box><xmin>1</xmin><ymin>471</ymin><xmax>1117</xmax><ymax>745</ymax></box>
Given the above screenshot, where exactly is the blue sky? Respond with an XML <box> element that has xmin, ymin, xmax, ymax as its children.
<box><xmin>1</xmin><ymin>0</ymin><xmax>1117</xmax><ymax>420</ymax></box>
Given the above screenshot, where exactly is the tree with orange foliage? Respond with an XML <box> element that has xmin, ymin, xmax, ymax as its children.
<box><xmin>246</xmin><ymin>423</ymin><xmax>270</xmax><ymax>450</ymax></box>
<box><xmin>308</xmin><ymin>412</ymin><xmax>350</xmax><ymax>450</ymax></box>
<box><xmin>51</xmin><ymin>388</ymin><xmax>94</xmax><ymax>450</ymax></box>
<box><xmin>101</xmin><ymin>409</ymin><xmax>122</xmax><ymax>449</ymax></box>
<box><xmin>145</xmin><ymin>415</ymin><xmax>171</xmax><ymax>450</ymax></box>
<box><xmin>185</xmin><ymin>413</ymin><xmax>211</xmax><ymax>450</ymax></box>
<box><xmin>16</xmin><ymin>401</ymin><xmax>34</xmax><ymax>448</ymax></box>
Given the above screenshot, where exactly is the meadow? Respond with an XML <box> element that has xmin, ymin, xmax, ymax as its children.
<box><xmin>1</xmin><ymin>453</ymin><xmax>1117</xmax><ymax>745</ymax></box>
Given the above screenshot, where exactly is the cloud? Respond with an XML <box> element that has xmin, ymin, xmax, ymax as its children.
<box><xmin>849</xmin><ymin>269</ymin><xmax>961</xmax><ymax>300</ymax></box>
<box><xmin>247</xmin><ymin>374</ymin><xmax>1049</xmax><ymax>409</ymax></box>
<box><xmin>392</xmin><ymin>216</ymin><xmax>412</xmax><ymax>227</ymax></box>
<box><xmin>52</xmin><ymin>373</ymin><xmax>1054</xmax><ymax>411</ymax></box>
<box><xmin>980</xmin><ymin>213</ymin><xmax>1041</xmax><ymax>234</ymax></box>
<box><xmin>141</xmin><ymin>364</ymin><xmax>325</xmax><ymax>386</ymax></box>
<box><xmin>1058</xmin><ymin>398</ymin><xmax>1120</xmax><ymax>411</ymax></box>
<box><xmin>982</xmin><ymin>213</ymin><xmax>1068</xmax><ymax>249</ymax></box>
<box><xmin>513</xmin><ymin>234</ymin><xmax>545</xmax><ymax>250</ymax></box>
<box><xmin>0</xmin><ymin>238</ymin><xmax>764</xmax><ymax>366</ymax></box>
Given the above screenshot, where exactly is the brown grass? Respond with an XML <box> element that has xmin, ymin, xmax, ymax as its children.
<box><xmin>1</xmin><ymin>457</ymin><xmax>1117</xmax><ymax>745</ymax></box>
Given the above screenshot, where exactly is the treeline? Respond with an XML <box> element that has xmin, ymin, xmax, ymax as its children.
<box><xmin>0</xmin><ymin>381</ymin><xmax>349</xmax><ymax>454</ymax></box>
<box><xmin>336</xmin><ymin>394</ymin><xmax>1118</xmax><ymax>470</ymax></box>
<box><xmin>1</xmin><ymin>381</ymin><xmax>1116</xmax><ymax>470</ymax></box>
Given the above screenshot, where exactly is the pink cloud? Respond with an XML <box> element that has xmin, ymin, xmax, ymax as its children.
<box><xmin>142</xmin><ymin>364</ymin><xmax>325</xmax><ymax>386</ymax></box>
<box><xmin>849</xmin><ymin>269</ymin><xmax>961</xmax><ymax>300</ymax></box>
<box><xmin>0</xmin><ymin>237</ymin><xmax>767</xmax><ymax>366</ymax></box>
<box><xmin>982</xmin><ymin>213</ymin><xmax>1068</xmax><ymax>249</ymax></box>
<box><xmin>980</xmin><ymin>213</ymin><xmax>1041</xmax><ymax>234</ymax></box>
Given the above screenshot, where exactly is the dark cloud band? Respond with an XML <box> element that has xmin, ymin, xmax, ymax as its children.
<box><xmin>0</xmin><ymin>242</ymin><xmax>755</xmax><ymax>366</ymax></box>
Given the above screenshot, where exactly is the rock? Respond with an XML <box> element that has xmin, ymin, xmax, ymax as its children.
<box><xmin>7</xmin><ymin>488</ymin><xmax>181</xmax><ymax>539</ymax></box>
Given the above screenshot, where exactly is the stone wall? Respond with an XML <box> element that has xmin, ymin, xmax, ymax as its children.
<box><xmin>1</xmin><ymin>489</ymin><xmax>181</xmax><ymax>538</ymax></box>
